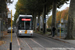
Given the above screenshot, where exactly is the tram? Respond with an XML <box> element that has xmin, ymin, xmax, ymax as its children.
<box><xmin>16</xmin><ymin>15</ymin><xmax>33</xmax><ymax>36</ymax></box>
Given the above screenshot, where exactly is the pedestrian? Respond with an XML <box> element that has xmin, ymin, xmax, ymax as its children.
<box><xmin>52</xmin><ymin>26</ymin><xmax>56</xmax><ymax>37</ymax></box>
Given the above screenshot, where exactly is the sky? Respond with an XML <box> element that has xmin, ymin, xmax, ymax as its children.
<box><xmin>8</xmin><ymin>0</ymin><xmax>71</xmax><ymax>17</ymax></box>
<box><xmin>7</xmin><ymin>0</ymin><xmax>18</xmax><ymax>16</ymax></box>
<box><xmin>57</xmin><ymin>0</ymin><xmax>70</xmax><ymax>11</ymax></box>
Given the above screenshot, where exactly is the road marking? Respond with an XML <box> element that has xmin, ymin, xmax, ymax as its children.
<box><xmin>16</xmin><ymin>35</ymin><xmax>21</xmax><ymax>50</ymax></box>
<box><xmin>17</xmin><ymin>38</ymin><xmax>20</xmax><ymax>46</ymax></box>
<box><xmin>30</xmin><ymin>38</ymin><xmax>46</xmax><ymax>50</ymax></box>
<box><xmin>17</xmin><ymin>38</ymin><xmax>21</xmax><ymax>50</ymax></box>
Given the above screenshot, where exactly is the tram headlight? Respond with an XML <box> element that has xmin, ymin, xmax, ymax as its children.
<box><xmin>19</xmin><ymin>31</ymin><xmax>22</xmax><ymax>33</ymax></box>
<box><xmin>30</xmin><ymin>31</ymin><xmax>33</xmax><ymax>33</ymax></box>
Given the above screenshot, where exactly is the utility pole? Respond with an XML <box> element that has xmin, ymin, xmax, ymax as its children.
<box><xmin>10</xmin><ymin>10</ymin><xmax>12</xmax><ymax>50</ymax></box>
<box><xmin>6</xmin><ymin>0</ymin><xmax>13</xmax><ymax>50</ymax></box>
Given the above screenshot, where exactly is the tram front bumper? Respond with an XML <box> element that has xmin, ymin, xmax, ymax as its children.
<box><xmin>17</xmin><ymin>33</ymin><xmax>33</xmax><ymax>36</ymax></box>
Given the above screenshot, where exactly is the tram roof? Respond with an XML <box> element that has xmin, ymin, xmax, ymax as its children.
<box><xmin>19</xmin><ymin>15</ymin><xmax>32</xmax><ymax>17</ymax></box>
<box><xmin>16</xmin><ymin>15</ymin><xmax>32</xmax><ymax>23</ymax></box>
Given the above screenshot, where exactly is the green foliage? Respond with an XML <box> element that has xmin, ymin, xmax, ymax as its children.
<box><xmin>14</xmin><ymin>0</ymin><xmax>69</xmax><ymax>24</ymax></box>
<box><xmin>0</xmin><ymin>0</ymin><xmax>7</xmax><ymax>13</ymax></box>
<box><xmin>56</xmin><ymin>11</ymin><xmax>62</xmax><ymax>23</ymax></box>
<box><xmin>47</xmin><ymin>15</ymin><xmax>52</xmax><ymax>27</ymax></box>
<box><xmin>13</xmin><ymin>11</ymin><xmax>19</xmax><ymax>25</ymax></box>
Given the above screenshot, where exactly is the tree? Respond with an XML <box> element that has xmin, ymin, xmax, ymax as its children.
<box><xmin>51</xmin><ymin>0</ymin><xmax>69</xmax><ymax>27</ymax></box>
<box><xmin>47</xmin><ymin>7</ymin><xmax>69</xmax><ymax>28</ymax></box>
<box><xmin>14</xmin><ymin>0</ymin><xmax>69</xmax><ymax>32</ymax></box>
<box><xmin>56</xmin><ymin>11</ymin><xmax>62</xmax><ymax>23</ymax></box>
<box><xmin>0</xmin><ymin>0</ymin><xmax>8</xmax><ymax>29</ymax></box>
<box><xmin>47</xmin><ymin>15</ymin><xmax>52</xmax><ymax>28</ymax></box>
<box><xmin>65</xmin><ymin>0</ymin><xmax>75</xmax><ymax>39</ymax></box>
<box><xmin>61</xmin><ymin>8</ymin><xmax>69</xmax><ymax>20</ymax></box>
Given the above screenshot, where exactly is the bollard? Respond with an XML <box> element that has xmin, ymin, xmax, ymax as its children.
<box><xmin>10</xmin><ymin>42</ymin><xmax>12</xmax><ymax>50</ymax></box>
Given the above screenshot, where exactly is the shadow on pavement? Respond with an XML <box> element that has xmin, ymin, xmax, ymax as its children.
<box><xmin>17</xmin><ymin>36</ymin><xmax>36</xmax><ymax>38</ymax></box>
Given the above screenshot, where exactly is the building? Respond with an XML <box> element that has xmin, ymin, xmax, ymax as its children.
<box><xmin>57</xmin><ymin>19</ymin><xmax>68</xmax><ymax>38</ymax></box>
<box><xmin>36</xmin><ymin>15</ymin><xmax>49</xmax><ymax>29</ymax></box>
<box><xmin>36</xmin><ymin>16</ymin><xmax>43</xmax><ymax>29</ymax></box>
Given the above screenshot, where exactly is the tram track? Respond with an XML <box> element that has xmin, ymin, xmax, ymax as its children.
<box><xmin>18</xmin><ymin>37</ymin><xmax>46</xmax><ymax>50</ymax></box>
<box><xmin>17</xmin><ymin>33</ymin><xmax>75</xmax><ymax>50</ymax></box>
<box><xmin>19</xmin><ymin>38</ymin><xmax>33</xmax><ymax>50</ymax></box>
<box><xmin>30</xmin><ymin>38</ymin><xmax>46</xmax><ymax>50</ymax></box>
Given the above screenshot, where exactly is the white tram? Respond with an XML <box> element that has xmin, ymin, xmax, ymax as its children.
<box><xmin>16</xmin><ymin>15</ymin><xmax>33</xmax><ymax>36</ymax></box>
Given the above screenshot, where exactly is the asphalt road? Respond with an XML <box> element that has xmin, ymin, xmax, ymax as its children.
<box><xmin>18</xmin><ymin>33</ymin><xmax>75</xmax><ymax>50</ymax></box>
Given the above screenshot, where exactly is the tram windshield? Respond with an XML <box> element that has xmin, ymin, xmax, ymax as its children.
<box><xmin>18</xmin><ymin>18</ymin><xmax>33</xmax><ymax>30</ymax></box>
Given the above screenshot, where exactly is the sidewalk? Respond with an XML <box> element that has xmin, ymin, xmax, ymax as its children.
<box><xmin>47</xmin><ymin>34</ymin><xmax>75</xmax><ymax>46</ymax></box>
<box><xmin>35</xmin><ymin>31</ymin><xmax>75</xmax><ymax>46</ymax></box>
<box><xmin>35</xmin><ymin>31</ymin><xmax>75</xmax><ymax>47</ymax></box>
<box><xmin>0</xmin><ymin>33</ymin><xmax>19</xmax><ymax>50</ymax></box>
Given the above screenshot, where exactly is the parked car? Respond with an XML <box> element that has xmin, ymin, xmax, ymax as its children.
<box><xmin>7</xmin><ymin>27</ymin><xmax>14</xmax><ymax>33</ymax></box>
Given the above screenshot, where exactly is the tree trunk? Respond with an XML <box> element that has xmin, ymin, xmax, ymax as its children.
<box><xmin>33</xmin><ymin>13</ymin><xmax>36</xmax><ymax>31</ymax></box>
<box><xmin>65</xmin><ymin>0</ymin><xmax>75</xmax><ymax>39</ymax></box>
<box><xmin>43</xmin><ymin>0</ymin><xmax>46</xmax><ymax>34</ymax></box>
<box><xmin>52</xmin><ymin>0</ymin><xmax>57</xmax><ymax>27</ymax></box>
<box><xmin>38</xmin><ymin>12</ymin><xmax>41</xmax><ymax>31</ymax></box>
<box><xmin>51</xmin><ymin>0</ymin><xmax>57</xmax><ymax>34</ymax></box>
<box><xmin>32</xmin><ymin>12</ymin><xmax>35</xmax><ymax>30</ymax></box>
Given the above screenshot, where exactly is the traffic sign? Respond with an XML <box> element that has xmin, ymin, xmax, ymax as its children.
<box><xmin>44</xmin><ymin>18</ymin><xmax>46</xmax><ymax>23</ymax></box>
<box><xmin>37</xmin><ymin>23</ymin><xmax>39</xmax><ymax>26</ymax></box>
<box><xmin>8</xmin><ymin>12</ymin><xmax>11</xmax><ymax>18</ymax></box>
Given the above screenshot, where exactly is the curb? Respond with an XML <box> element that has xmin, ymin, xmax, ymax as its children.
<box><xmin>36</xmin><ymin>33</ymin><xmax>75</xmax><ymax>46</ymax></box>
<box><xmin>48</xmin><ymin>36</ymin><xmax>70</xmax><ymax>43</ymax></box>
<box><xmin>37</xmin><ymin>33</ymin><xmax>71</xmax><ymax>44</ymax></box>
